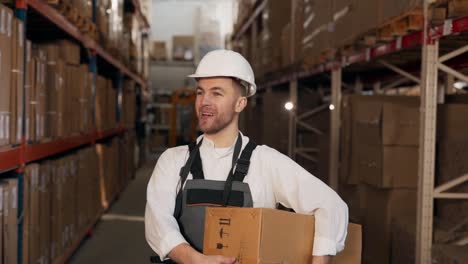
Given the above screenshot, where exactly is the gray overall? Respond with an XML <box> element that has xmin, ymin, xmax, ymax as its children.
<box><xmin>150</xmin><ymin>135</ymin><xmax>256</xmax><ymax>263</ymax></box>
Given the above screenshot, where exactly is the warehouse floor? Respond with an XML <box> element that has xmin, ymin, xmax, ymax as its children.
<box><xmin>69</xmin><ymin>156</ymin><xmax>158</xmax><ymax>264</ymax></box>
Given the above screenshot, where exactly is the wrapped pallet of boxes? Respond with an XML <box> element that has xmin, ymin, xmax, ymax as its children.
<box><xmin>204</xmin><ymin>208</ymin><xmax>362</xmax><ymax>264</ymax></box>
<box><xmin>0</xmin><ymin>5</ymin><xmax>13</xmax><ymax>147</ymax></box>
<box><xmin>172</xmin><ymin>35</ymin><xmax>195</xmax><ymax>61</ymax></box>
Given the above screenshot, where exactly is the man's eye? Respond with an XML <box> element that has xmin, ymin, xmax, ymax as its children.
<box><xmin>214</xmin><ymin>92</ymin><xmax>222</xmax><ymax>96</ymax></box>
<box><xmin>196</xmin><ymin>91</ymin><xmax>203</xmax><ymax>95</ymax></box>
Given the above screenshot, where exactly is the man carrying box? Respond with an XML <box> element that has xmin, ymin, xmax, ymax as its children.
<box><xmin>145</xmin><ymin>50</ymin><xmax>348</xmax><ymax>264</ymax></box>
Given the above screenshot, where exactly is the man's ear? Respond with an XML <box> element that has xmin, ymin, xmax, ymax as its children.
<box><xmin>235</xmin><ymin>96</ymin><xmax>247</xmax><ymax>113</ymax></box>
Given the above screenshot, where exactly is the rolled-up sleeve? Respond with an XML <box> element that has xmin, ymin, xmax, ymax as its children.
<box><xmin>145</xmin><ymin>149</ymin><xmax>188</xmax><ymax>259</ymax></box>
<box><xmin>267</xmin><ymin>148</ymin><xmax>348</xmax><ymax>256</ymax></box>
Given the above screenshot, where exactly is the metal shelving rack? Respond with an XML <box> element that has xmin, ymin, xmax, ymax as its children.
<box><xmin>232</xmin><ymin>0</ymin><xmax>468</xmax><ymax>262</ymax></box>
<box><xmin>0</xmin><ymin>0</ymin><xmax>151</xmax><ymax>263</ymax></box>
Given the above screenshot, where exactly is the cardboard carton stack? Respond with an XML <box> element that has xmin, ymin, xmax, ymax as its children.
<box><xmin>0</xmin><ymin>5</ymin><xmax>13</xmax><ymax>147</ymax></box>
<box><xmin>339</xmin><ymin>95</ymin><xmax>419</xmax><ymax>264</ymax></box>
<box><xmin>1</xmin><ymin>178</ymin><xmax>18</xmax><ymax>264</ymax></box>
<box><xmin>10</xmin><ymin>18</ymin><xmax>25</xmax><ymax>146</ymax></box>
<box><xmin>21</xmin><ymin>139</ymin><xmax>133</xmax><ymax>263</ymax></box>
<box><xmin>236</xmin><ymin>0</ymin><xmax>423</xmax><ymax>75</ymax></box>
<box><xmin>339</xmin><ymin>94</ymin><xmax>468</xmax><ymax>263</ymax></box>
<box><xmin>95</xmin><ymin>75</ymin><xmax>118</xmax><ymax>131</ymax></box>
<box><xmin>123</xmin><ymin>80</ymin><xmax>136</xmax><ymax>129</ymax></box>
<box><xmin>30</xmin><ymin>40</ymin><xmax>90</xmax><ymax>141</ymax></box>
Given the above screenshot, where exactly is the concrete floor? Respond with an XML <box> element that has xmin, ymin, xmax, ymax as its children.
<box><xmin>69</xmin><ymin>159</ymin><xmax>158</xmax><ymax>264</ymax></box>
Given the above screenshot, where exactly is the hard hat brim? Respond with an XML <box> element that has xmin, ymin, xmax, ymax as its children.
<box><xmin>188</xmin><ymin>73</ymin><xmax>256</xmax><ymax>97</ymax></box>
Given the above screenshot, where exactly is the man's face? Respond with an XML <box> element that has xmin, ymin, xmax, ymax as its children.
<box><xmin>195</xmin><ymin>78</ymin><xmax>245</xmax><ymax>135</ymax></box>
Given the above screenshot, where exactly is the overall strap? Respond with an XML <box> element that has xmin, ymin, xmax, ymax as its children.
<box><xmin>222</xmin><ymin>138</ymin><xmax>257</xmax><ymax>206</ymax></box>
<box><xmin>233</xmin><ymin>141</ymin><xmax>257</xmax><ymax>182</ymax></box>
<box><xmin>174</xmin><ymin>139</ymin><xmax>203</xmax><ymax>219</ymax></box>
<box><xmin>189</xmin><ymin>142</ymin><xmax>204</xmax><ymax>180</ymax></box>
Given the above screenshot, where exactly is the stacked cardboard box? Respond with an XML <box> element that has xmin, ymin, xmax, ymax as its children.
<box><xmin>237</xmin><ymin>0</ymin><xmax>423</xmax><ymax>74</ymax></box>
<box><xmin>172</xmin><ymin>35</ymin><xmax>195</xmax><ymax>61</ymax></box>
<box><xmin>10</xmin><ymin>18</ymin><xmax>25</xmax><ymax>146</ymax></box>
<box><xmin>339</xmin><ymin>95</ymin><xmax>468</xmax><ymax>263</ymax></box>
<box><xmin>0</xmin><ymin>5</ymin><xmax>14</xmax><ymax>147</ymax></box>
<box><xmin>22</xmin><ymin>137</ymin><xmax>134</xmax><ymax>263</ymax></box>
<box><xmin>339</xmin><ymin>95</ymin><xmax>419</xmax><ymax>264</ymax></box>
<box><xmin>32</xmin><ymin>40</ymin><xmax>90</xmax><ymax>140</ymax></box>
<box><xmin>151</xmin><ymin>41</ymin><xmax>167</xmax><ymax>61</ymax></box>
<box><xmin>260</xmin><ymin>0</ymin><xmax>292</xmax><ymax>72</ymax></box>
<box><xmin>29</xmin><ymin>45</ymin><xmax>48</xmax><ymax>143</ymax></box>
<box><xmin>1</xmin><ymin>178</ymin><xmax>18</xmax><ymax>264</ymax></box>
<box><xmin>95</xmin><ymin>75</ymin><xmax>118</xmax><ymax>131</ymax></box>
<box><xmin>70</xmin><ymin>0</ymin><xmax>92</xmax><ymax>21</ymax></box>
<box><xmin>123</xmin><ymin>81</ymin><xmax>136</xmax><ymax>129</ymax></box>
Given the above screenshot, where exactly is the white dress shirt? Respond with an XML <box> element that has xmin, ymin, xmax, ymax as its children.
<box><xmin>145</xmin><ymin>133</ymin><xmax>348</xmax><ymax>259</ymax></box>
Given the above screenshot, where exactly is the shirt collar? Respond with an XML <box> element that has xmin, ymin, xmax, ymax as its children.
<box><xmin>197</xmin><ymin>132</ymin><xmax>244</xmax><ymax>155</ymax></box>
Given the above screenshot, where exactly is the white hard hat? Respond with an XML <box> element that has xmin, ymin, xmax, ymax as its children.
<box><xmin>188</xmin><ymin>49</ymin><xmax>257</xmax><ymax>97</ymax></box>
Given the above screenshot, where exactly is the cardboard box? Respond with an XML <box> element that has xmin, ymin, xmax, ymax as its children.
<box><xmin>358</xmin><ymin>145</ymin><xmax>419</xmax><ymax>188</ymax></box>
<box><xmin>0</xmin><ymin>5</ymin><xmax>13</xmax><ymax>146</ymax></box>
<box><xmin>3</xmin><ymin>178</ymin><xmax>18</xmax><ymax>264</ymax></box>
<box><xmin>151</xmin><ymin>41</ymin><xmax>167</xmax><ymax>60</ymax></box>
<box><xmin>363</xmin><ymin>186</ymin><xmax>417</xmax><ymax>264</ymax></box>
<box><xmin>438</xmin><ymin>103</ymin><xmax>468</xmax><ymax>140</ymax></box>
<box><xmin>14</xmin><ymin>20</ymin><xmax>24</xmax><ymax>144</ymax></box>
<box><xmin>172</xmin><ymin>35</ymin><xmax>194</xmax><ymax>61</ymax></box>
<box><xmin>204</xmin><ymin>208</ymin><xmax>362</xmax><ymax>264</ymax></box>
<box><xmin>379</xmin><ymin>0</ymin><xmax>420</xmax><ymax>24</ymax></box>
<box><xmin>204</xmin><ymin>208</ymin><xmax>315</xmax><ymax>263</ymax></box>
<box><xmin>9</xmin><ymin>17</ymin><xmax>18</xmax><ymax>145</ymax></box>
<box><xmin>58</xmin><ymin>40</ymin><xmax>80</xmax><ymax>65</ymax></box>
<box><xmin>353</xmin><ymin>97</ymin><xmax>419</xmax><ymax>146</ymax></box>
<box><xmin>302</xmin><ymin>0</ymin><xmax>333</xmax><ymax>60</ymax></box>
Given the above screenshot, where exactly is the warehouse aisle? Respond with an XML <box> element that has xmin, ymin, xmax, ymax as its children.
<box><xmin>69</xmin><ymin>157</ymin><xmax>158</xmax><ymax>264</ymax></box>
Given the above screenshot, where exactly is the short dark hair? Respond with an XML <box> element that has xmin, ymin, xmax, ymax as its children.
<box><xmin>231</xmin><ymin>77</ymin><xmax>248</xmax><ymax>97</ymax></box>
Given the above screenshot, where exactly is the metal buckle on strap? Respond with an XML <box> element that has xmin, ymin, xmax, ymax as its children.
<box><xmin>235</xmin><ymin>159</ymin><xmax>250</xmax><ymax>175</ymax></box>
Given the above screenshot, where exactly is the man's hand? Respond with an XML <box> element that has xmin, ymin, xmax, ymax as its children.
<box><xmin>312</xmin><ymin>255</ymin><xmax>332</xmax><ymax>264</ymax></box>
<box><xmin>168</xmin><ymin>243</ymin><xmax>236</xmax><ymax>264</ymax></box>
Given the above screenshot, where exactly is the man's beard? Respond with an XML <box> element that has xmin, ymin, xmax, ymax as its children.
<box><xmin>198</xmin><ymin>111</ymin><xmax>236</xmax><ymax>135</ymax></box>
